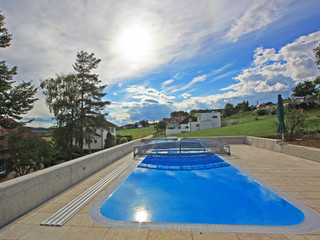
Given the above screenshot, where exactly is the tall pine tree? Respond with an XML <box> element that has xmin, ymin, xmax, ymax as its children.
<box><xmin>0</xmin><ymin>12</ymin><xmax>37</xmax><ymax>128</ymax></box>
<box><xmin>73</xmin><ymin>51</ymin><xmax>110</xmax><ymax>155</ymax></box>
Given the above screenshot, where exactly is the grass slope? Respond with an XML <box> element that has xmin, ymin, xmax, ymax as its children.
<box><xmin>117</xmin><ymin>126</ymin><xmax>154</xmax><ymax>140</ymax></box>
<box><xmin>171</xmin><ymin>107</ymin><xmax>320</xmax><ymax>138</ymax></box>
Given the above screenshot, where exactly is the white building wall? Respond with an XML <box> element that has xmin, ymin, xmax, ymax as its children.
<box><xmin>190</xmin><ymin>122</ymin><xmax>200</xmax><ymax>131</ymax></box>
<box><xmin>83</xmin><ymin>127</ymin><xmax>116</xmax><ymax>150</ymax></box>
<box><xmin>164</xmin><ymin>113</ymin><xmax>221</xmax><ymax>135</ymax></box>
<box><xmin>166</xmin><ymin>119</ymin><xmax>180</xmax><ymax>128</ymax></box>
<box><xmin>166</xmin><ymin>128</ymin><xmax>181</xmax><ymax>135</ymax></box>
<box><xmin>211</xmin><ymin>112</ymin><xmax>221</xmax><ymax>128</ymax></box>
<box><xmin>180</xmin><ymin>123</ymin><xmax>190</xmax><ymax>132</ymax></box>
<box><xmin>199</xmin><ymin>121</ymin><xmax>212</xmax><ymax>130</ymax></box>
<box><xmin>197</xmin><ymin>112</ymin><xmax>221</xmax><ymax>131</ymax></box>
<box><xmin>166</xmin><ymin>118</ymin><xmax>182</xmax><ymax>135</ymax></box>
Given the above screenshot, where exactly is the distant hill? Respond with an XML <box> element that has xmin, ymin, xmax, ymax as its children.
<box><xmin>26</xmin><ymin>127</ymin><xmax>51</xmax><ymax>137</ymax></box>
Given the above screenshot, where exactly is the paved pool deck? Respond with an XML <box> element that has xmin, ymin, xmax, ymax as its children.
<box><xmin>0</xmin><ymin>144</ymin><xmax>320</xmax><ymax>240</ymax></box>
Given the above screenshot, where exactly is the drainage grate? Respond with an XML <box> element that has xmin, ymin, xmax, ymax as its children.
<box><xmin>41</xmin><ymin>159</ymin><xmax>134</xmax><ymax>226</ymax></box>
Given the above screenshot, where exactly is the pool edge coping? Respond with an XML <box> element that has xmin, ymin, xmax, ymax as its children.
<box><xmin>89</xmin><ymin>155</ymin><xmax>320</xmax><ymax>234</ymax></box>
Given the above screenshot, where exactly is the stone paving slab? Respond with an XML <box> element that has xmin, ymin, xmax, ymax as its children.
<box><xmin>0</xmin><ymin>145</ymin><xmax>320</xmax><ymax>239</ymax></box>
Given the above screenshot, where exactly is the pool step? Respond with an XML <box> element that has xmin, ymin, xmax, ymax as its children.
<box><xmin>41</xmin><ymin>159</ymin><xmax>134</xmax><ymax>226</ymax></box>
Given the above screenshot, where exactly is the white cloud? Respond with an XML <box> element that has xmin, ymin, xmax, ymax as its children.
<box><xmin>225</xmin><ymin>0</ymin><xmax>289</xmax><ymax>42</ymax></box>
<box><xmin>208</xmin><ymin>63</ymin><xmax>233</xmax><ymax>76</ymax></box>
<box><xmin>181</xmin><ymin>93</ymin><xmax>191</xmax><ymax>99</ymax></box>
<box><xmin>118</xmin><ymin>82</ymin><xmax>123</xmax><ymax>88</ymax></box>
<box><xmin>124</xmin><ymin>85</ymin><xmax>175</xmax><ymax>105</ymax></box>
<box><xmin>1</xmin><ymin>0</ymin><xmax>256</xmax><ymax>89</ymax></box>
<box><xmin>106</xmin><ymin>84</ymin><xmax>176</xmax><ymax>124</ymax></box>
<box><xmin>2</xmin><ymin>0</ymin><xmax>224</xmax><ymax>87</ymax></box>
<box><xmin>254</xmin><ymin>81</ymin><xmax>289</xmax><ymax>93</ymax></box>
<box><xmin>231</xmin><ymin>31</ymin><xmax>320</xmax><ymax>90</ymax></box>
<box><xmin>209</xmin><ymin>70</ymin><xmax>239</xmax><ymax>83</ymax></box>
<box><xmin>171</xmin><ymin>74</ymin><xmax>207</xmax><ymax>93</ymax></box>
<box><xmin>162</xmin><ymin>79</ymin><xmax>174</xmax><ymax>87</ymax></box>
<box><xmin>174</xmin><ymin>31</ymin><xmax>320</xmax><ymax>111</ymax></box>
<box><xmin>24</xmin><ymin>96</ymin><xmax>52</xmax><ymax>120</ymax></box>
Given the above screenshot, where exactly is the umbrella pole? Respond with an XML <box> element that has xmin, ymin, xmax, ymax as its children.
<box><xmin>282</xmin><ymin>133</ymin><xmax>284</xmax><ymax>142</ymax></box>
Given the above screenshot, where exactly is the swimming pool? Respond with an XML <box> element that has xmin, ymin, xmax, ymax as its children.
<box><xmin>90</xmin><ymin>153</ymin><xmax>320</xmax><ymax>233</ymax></box>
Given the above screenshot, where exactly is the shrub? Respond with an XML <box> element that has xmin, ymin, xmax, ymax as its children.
<box><xmin>285</xmin><ymin>109</ymin><xmax>305</xmax><ymax>140</ymax></box>
<box><xmin>104</xmin><ymin>132</ymin><xmax>115</xmax><ymax>148</ymax></box>
<box><xmin>255</xmin><ymin>108</ymin><xmax>267</xmax><ymax>116</ymax></box>
<box><xmin>121</xmin><ymin>135</ymin><xmax>132</xmax><ymax>141</ymax></box>
<box><xmin>120</xmin><ymin>137</ymin><xmax>128</xmax><ymax>144</ymax></box>
<box><xmin>268</xmin><ymin>106</ymin><xmax>277</xmax><ymax>115</ymax></box>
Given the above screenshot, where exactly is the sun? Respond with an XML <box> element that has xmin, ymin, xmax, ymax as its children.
<box><xmin>117</xmin><ymin>25</ymin><xmax>153</xmax><ymax>62</ymax></box>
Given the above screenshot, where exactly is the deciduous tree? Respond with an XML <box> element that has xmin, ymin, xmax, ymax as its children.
<box><xmin>313</xmin><ymin>43</ymin><xmax>320</xmax><ymax>98</ymax></box>
<box><xmin>222</xmin><ymin>103</ymin><xmax>235</xmax><ymax>118</ymax></box>
<box><xmin>40</xmin><ymin>74</ymin><xmax>80</xmax><ymax>159</ymax></box>
<box><xmin>313</xmin><ymin>43</ymin><xmax>320</xmax><ymax>69</ymax></box>
<box><xmin>6</xmin><ymin>127</ymin><xmax>53</xmax><ymax>177</ymax></box>
<box><xmin>291</xmin><ymin>81</ymin><xmax>317</xmax><ymax>100</ymax></box>
<box><xmin>170</xmin><ymin>111</ymin><xmax>188</xmax><ymax>118</ymax></box>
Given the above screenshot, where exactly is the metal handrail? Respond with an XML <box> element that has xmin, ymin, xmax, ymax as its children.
<box><xmin>134</xmin><ymin>139</ymin><xmax>230</xmax><ymax>157</ymax></box>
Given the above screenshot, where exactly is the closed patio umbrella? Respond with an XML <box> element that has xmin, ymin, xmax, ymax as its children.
<box><xmin>277</xmin><ymin>94</ymin><xmax>287</xmax><ymax>142</ymax></box>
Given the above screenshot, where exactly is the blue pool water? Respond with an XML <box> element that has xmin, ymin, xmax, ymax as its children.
<box><xmin>100</xmin><ymin>154</ymin><xmax>305</xmax><ymax>226</ymax></box>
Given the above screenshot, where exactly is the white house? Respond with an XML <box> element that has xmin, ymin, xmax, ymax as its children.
<box><xmin>83</xmin><ymin>120</ymin><xmax>117</xmax><ymax>151</ymax></box>
<box><xmin>195</xmin><ymin>112</ymin><xmax>221</xmax><ymax>130</ymax></box>
<box><xmin>164</xmin><ymin>117</ymin><xmax>184</xmax><ymax>135</ymax></box>
<box><xmin>164</xmin><ymin>112</ymin><xmax>221</xmax><ymax>135</ymax></box>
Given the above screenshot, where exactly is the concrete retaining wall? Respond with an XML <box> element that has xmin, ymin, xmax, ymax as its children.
<box><xmin>192</xmin><ymin>136</ymin><xmax>247</xmax><ymax>144</ymax></box>
<box><xmin>0</xmin><ymin>139</ymin><xmax>142</xmax><ymax>228</ymax></box>
<box><xmin>246</xmin><ymin>136</ymin><xmax>320</xmax><ymax>163</ymax></box>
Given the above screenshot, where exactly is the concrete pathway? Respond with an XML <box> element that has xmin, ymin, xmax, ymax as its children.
<box><xmin>0</xmin><ymin>145</ymin><xmax>320</xmax><ymax>239</ymax></box>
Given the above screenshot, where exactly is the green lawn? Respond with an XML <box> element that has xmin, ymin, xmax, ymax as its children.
<box><xmin>304</xmin><ymin>107</ymin><xmax>320</xmax><ymax>131</ymax></box>
<box><xmin>166</xmin><ymin>107</ymin><xmax>320</xmax><ymax>138</ymax></box>
<box><xmin>41</xmin><ymin>136</ymin><xmax>52</xmax><ymax>142</ymax></box>
<box><xmin>117</xmin><ymin>126</ymin><xmax>154</xmax><ymax>140</ymax></box>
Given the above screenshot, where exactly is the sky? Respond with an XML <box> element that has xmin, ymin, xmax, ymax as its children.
<box><xmin>1</xmin><ymin>0</ymin><xmax>320</xmax><ymax>127</ymax></box>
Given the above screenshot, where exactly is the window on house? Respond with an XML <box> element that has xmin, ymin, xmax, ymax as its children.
<box><xmin>110</xmin><ymin>127</ymin><xmax>114</xmax><ymax>133</ymax></box>
<box><xmin>196</xmin><ymin>124</ymin><xmax>199</xmax><ymax>127</ymax></box>
<box><xmin>94</xmin><ymin>140</ymin><xmax>97</xmax><ymax>143</ymax></box>
<box><xmin>212</xmin><ymin>116</ymin><xmax>218</xmax><ymax>118</ymax></box>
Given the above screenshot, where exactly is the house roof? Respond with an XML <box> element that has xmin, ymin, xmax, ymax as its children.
<box><xmin>165</xmin><ymin>117</ymin><xmax>184</xmax><ymax>124</ymax></box>
<box><xmin>175</xmin><ymin>117</ymin><xmax>184</xmax><ymax>123</ymax></box>
<box><xmin>92</xmin><ymin>116</ymin><xmax>117</xmax><ymax>128</ymax></box>
<box><xmin>0</xmin><ymin>119</ymin><xmax>40</xmax><ymax>151</ymax></box>
<box><xmin>164</xmin><ymin>116</ymin><xmax>197</xmax><ymax>125</ymax></box>
<box><xmin>104</xmin><ymin>119</ymin><xmax>117</xmax><ymax>128</ymax></box>
<box><xmin>162</xmin><ymin>118</ymin><xmax>171</xmax><ymax>123</ymax></box>
<box><xmin>180</xmin><ymin>116</ymin><xmax>197</xmax><ymax>124</ymax></box>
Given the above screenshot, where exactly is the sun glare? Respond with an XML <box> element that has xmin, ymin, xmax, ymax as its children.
<box><xmin>117</xmin><ymin>25</ymin><xmax>153</xmax><ymax>61</ymax></box>
<box><xmin>134</xmin><ymin>206</ymin><xmax>150</xmax><ymax>222</ymax></box>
